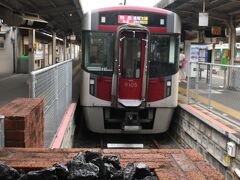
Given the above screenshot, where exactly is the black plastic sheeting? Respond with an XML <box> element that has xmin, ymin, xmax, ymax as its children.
<box><xmin>0</xmin><ymin>151</ymin><xmax>158</xmax><ymax>180</ymax></box>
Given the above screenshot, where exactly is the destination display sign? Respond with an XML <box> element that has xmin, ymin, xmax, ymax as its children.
<box><xmin>118</xmin><ymin>15</ymin><xmax>148</xmax><ymax>25</ymax></box>
<box><xmin>98</xmin><ymin>11</ymin><xmax>167</xmax><ymax>27</ymax></box>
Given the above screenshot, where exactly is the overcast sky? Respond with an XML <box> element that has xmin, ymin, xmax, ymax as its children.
<box><xmin>80</xmin><ymin>0</ymin><xmax>160</xmax><ymax>13</ymax></box>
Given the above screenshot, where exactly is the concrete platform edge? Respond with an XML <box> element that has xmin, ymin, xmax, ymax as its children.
<box><xmin>50</xmin><ymin>103</ymin><xmax>76</xmax><ymax>149</ymax></box>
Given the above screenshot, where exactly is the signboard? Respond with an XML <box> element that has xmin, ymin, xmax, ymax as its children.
<box><xmin>211</xmin><ymin>26</ymin><xmax>221</xmax><ymax>36</ymax></box>
<box><xmin>118</xmin><ymin>15</ymin><xmax>148</xmax><ymax>25</ymax></box>
<box><xmin>199</xmin><ymin>13</ymin><xmax>208</xmax><ymax>26</ymax></box>
<box><xmin>205</xmin><ymin>27</ymin><xmax>225</xmax><ymax>37</ymax></box>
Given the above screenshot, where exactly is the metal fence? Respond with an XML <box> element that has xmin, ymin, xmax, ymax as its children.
<box><xmin>0</xmin><ymin>115</ymin><xmax>4</xmax><ymax>147</ymax></box>
<box><xmin>186</xmin><ymin>61</ymin><xmax>240</xmax><ymax>126</ymax></box>
<box><xmin>30</xmin><ymin>59</ymin><xmax>72</xmax><ymax>147</ymax></box>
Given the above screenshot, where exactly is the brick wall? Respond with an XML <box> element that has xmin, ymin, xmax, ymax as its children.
<box><xmin>0</xmin><ymin>148</ymin><xmax>223</xmax><ymax>179</ymax></box>
<box><xmin>0</xmin><ymin>98</ymin><xmax>44</xmax><ymax>147</ymax></box>
<box><xmin>170</xmin><ymin>104</ymin><xmax>240</xmax><ymax>180</ymax></box>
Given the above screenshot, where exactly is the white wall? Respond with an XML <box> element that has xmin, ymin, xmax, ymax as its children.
<box><xmin>0</xmin><ymin>26</ymin><xmax>13</xmax><ymax>73</ymax></box>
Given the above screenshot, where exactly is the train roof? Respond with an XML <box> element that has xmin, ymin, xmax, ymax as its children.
<box><xmin>91</xmin><ymin>6</ymin><xmax>172</xmax><ymax>15</ymax></box>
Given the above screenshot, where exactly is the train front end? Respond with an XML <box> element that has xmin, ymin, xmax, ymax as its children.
<box><xmin>80</xmin><ymin>6</ymin><xmax>181</xmax><ymax>133</ymax></box>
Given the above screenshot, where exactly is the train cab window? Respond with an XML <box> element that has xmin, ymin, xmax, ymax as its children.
<box><xmin>83</xmin><ymin>31</ymin><xmax>114</xmax><ymax>76</ymax></box>
<box><xmin>122</xmin><ymin>38</ymin><xmax>141</xmax><ymax>78</ymax></box>
<box><xmin>149</xmin><ymin>35</ymin><xmax>179</xmax><ymax>77</ymax></box>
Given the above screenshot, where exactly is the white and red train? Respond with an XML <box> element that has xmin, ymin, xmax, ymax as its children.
<box><xmin>80</xmin><ymin>6</ymin><xmax>181</xmax><ymax>133</ymax></box>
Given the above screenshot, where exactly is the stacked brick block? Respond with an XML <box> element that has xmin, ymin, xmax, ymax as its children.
<box><xmin>0</xmin><ymin>98</ymin><xmax>44</xmax><ymax>147</ymax></box>
<box><xmin>0</xmin><ymin>148</ymin><xmax>223</xmax><ymax>179</ymax></box>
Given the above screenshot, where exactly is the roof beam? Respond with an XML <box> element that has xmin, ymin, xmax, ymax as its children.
<box><xmin>38</xmin><ymin>5</ymin><xmax>76</xmax><ymax>15</ymax></box>
<box><xmin>72</xmin><ymin>0</ymin><xmax>83</xmax><ymax>18</ymax></box>
<box><xmin>207</xmin><ymin>1</ymin><xmax>236</xmax><ymax>11</ymax></box>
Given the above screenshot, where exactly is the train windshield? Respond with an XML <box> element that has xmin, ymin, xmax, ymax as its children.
<box><xmin>149</xmin><ymin>35</ymin><xmax>179</xmax><ymax>77</ymax></box>
<box><xmin>83</xmin><ymin>31</ymin><xmax>114</xmax><ymax>76</ymax></box>
<box><xmin>122</xmin><ymin>38</ymin><xmax>141</xmax><ymax>79</ymax></box>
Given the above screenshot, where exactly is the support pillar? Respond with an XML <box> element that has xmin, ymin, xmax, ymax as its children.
<box><xmin>229</xmin><ymin>17</ymin><xmax>236</xmax><ymax>65</ymax></box>
<box><xmin>28</xmin><ymin>29</ymin><xmax>35</xmax><ymax>72</ymax></box>
<box><xmin>52</xmin><ymin>32</ymin><xmax>56</xmax><ymax>64</ymax></box>
<box><xmin>70</xmin><ymin>43</ymin><xmax>72</xmax><ymax>59</ymax></box>
<box><xmin>64</xmin><ymin>36</ymin><xmax>67</xmax><ymax>61</ymax></box>
<box><xmin>211</xmin><ymin>43</ymin><xmax>215</xmax><ymax>64</ymax></box>
<box><xmin>74</xmin><ymin>44</ymin><xmax>76</xmax><ymax>60</ymax></box>
<box><xmin>227</xmin><ymin>16</ymin><xmax>236</xmax><ymax>88</ymax></box>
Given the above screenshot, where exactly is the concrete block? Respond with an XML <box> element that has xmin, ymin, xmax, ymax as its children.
<box><xmin>235</xmin><ymin>144</ymin><xmax>240</xmax><ymax>161</ymax></box>
<box><xmin>191</xmin><ymin>126</ymin><xmax>198</xmax><ymax>141</ymax></box>
<box><xmin>211</xmin><ymin>156</ymin><xmax>226</xmax><ymax>175</ymax></box>
<box><xmin>196</xmin><ymin>143</ymin><xmax>206</xmax><ymax>158</ymax></box>
<box><xmin>182</xmin><ymin>120</ymin><xmax>188</xmax><ymax>132</ymax></box>
<box><xmin>185</xmin><ymin>133</ymin><xmax>196</xmax><ymax>149</ymax></box>
<box><xmin>212</xmin><ymin>129</ymin><xmax>227</xmax><ymax>150</ymax></box>
<box><xmin>201</xmin><ymin>135</ymin><xmax>208</xmax><ymax>149</ymax></box>
<box><xmin>208</xmin><ymin>139</ymin><xmax>215</xmax><ymax>155</ymax></box>
<box><xmin>178</xmin><ymin>118</ymin><xmax>183</xmax><ymax>127</ymax></box>
<box><xmin>199</xmin><ymin>123</ymin><xmax>206</xmax><ymax>133</ymax></box>
<box><xmin>188</xmin><ymin>115</ymin><xmax>195</xmax><ymax>126</ymax></box>
<box><xmin>205</xmin><ymin>125</ymin><xmax>212</xmax><ymax>138</ymax></box>
<box><xmin>193</xmin><ymin>118</ymin><xmax>200</xmax><ymax>130</ymax></box>
<box><xmin>176</xmin><ymin>124</ymin><xmax>181</xmax><ymax>136</ymax></box>
<box><xmin>232</xmin><ymin>159</ymin><xmax>240</xmax><ymax>171</ymax></box>
<box><xmin>212</xmin><ymin>144</ymin><xmax>228</xmax><ymax>167</ymax></box>
<box><xmin>205</xmin><ymin>152</ymin><xmax>214</xmax><ymax>166</ymax></box>
<box><xmin>215</xmin><ymin>144</ymin><xmax>223</xmax><ymax>162</ymax></box>
<box><xmin>196</xmin><ymin>131</ymin><xmax>202</xmax><ymax>144</ymax></box>
<box><xmin>181</xmin><ymin>110</ymin><xmax>189</xmax><ymax>121</ymax></box>
<box><xmin>225</xmin><ymin>170</ymin><xmax>235</xmax><ymax>180</ymax></box>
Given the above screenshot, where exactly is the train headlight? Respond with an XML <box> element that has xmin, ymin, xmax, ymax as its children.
<box><xmin>167</xmin><ymin>81</ymin><xmax>171</xmax><ymax>86</ymax></box>
<box><xmin>89</xmin><ymin>78</ymin><xmax>95</xmax><ymax>96</ymax></box>
<box><xmin>166</xmin><ymin>80</ymin><xmax>171</xmax><ymax>97</ymax></box>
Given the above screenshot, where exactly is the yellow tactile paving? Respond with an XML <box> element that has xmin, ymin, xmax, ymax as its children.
<box><xmin>178</xmin><ymin>86</ymin><xmax>240</xmax><ymax>121</ymax></box>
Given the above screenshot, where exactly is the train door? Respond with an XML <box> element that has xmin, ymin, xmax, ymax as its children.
<box><xmin>118</xmin><ymin>30</ymin><xmax>148</xmax><ymax>107</ymax></box>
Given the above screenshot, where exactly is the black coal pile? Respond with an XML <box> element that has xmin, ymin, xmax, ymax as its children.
<box><xmin>0</xmin><ymin>151</ymin><xmax>158</xmax><ymax>180</ymax></box>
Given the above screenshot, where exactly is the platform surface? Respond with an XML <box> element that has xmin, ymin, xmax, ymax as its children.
<box><xmin>0</xmin><ymin>148</ymin><xmax>223</xmax><ymax>179</ymax></box>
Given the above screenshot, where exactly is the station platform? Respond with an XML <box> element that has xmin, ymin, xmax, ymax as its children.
<box><xmin>0</xmin><ymin>73</ymin><xmax>29</xmax><ymax>108</ymax></box>
<box><xmin>0</xmin><ymin>63</ymin><xmax>81</xmax><ymax>147</ymax></box>
<box><xmin>0</xmin><ymin>148</ymin><xmax>223</xmax><ymax>179</ymax></box>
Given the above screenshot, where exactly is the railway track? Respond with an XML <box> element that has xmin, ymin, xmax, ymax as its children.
<box><xmin>98</xmin><ymin>133</ymin><xmax>179</xmax><ymax>149</ymax></box>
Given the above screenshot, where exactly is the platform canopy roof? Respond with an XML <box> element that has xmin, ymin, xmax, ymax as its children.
<box><xmin>0</xmin><ymin>0</ymin><xmax>83</xmax><ymax>38</ymax></box>
<box><xmin>155</xmin><ymin>0</ymin><xmax>240</xmax><ymax>30</ymax></box>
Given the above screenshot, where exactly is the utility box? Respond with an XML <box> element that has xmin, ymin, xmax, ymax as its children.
<box><xmin>227</xmin><ymin>141</ymin><xmax>236</xmax><ymax>157</ymax></box>
<box><xmin>0</xmin><ymin>115</ymin><xmax>4</xmax><ymax>147</ymax></box>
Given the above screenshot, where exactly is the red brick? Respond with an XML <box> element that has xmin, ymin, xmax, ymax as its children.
<box><xmin>5</xmin><ymin>141</ymin><xmax>25</xmax><ymax>147</ymax></box>
<box><xmin>4</xmin><ymin>119</ymin><xmax>17</xmax><ymax>130</ymax></box>
<box><xmin>184</xmin><ymin>149</ymin><xmax>204</xmax><ymax>161</ymax></box>
<box><xmin>155</xmin><ymin>170</ymin><xmax>178</xmax><ymax>180</ymax></box>
<box><xmin>4</xmin><ymin>118</ymin><xmax>25</xmax><ymax>130</ymax></box>
<box><xmin>120</xmin><ymin>153</ymin><xmax>165</xmax><ymax>159</ymax></box>
<box><xmin>0</xmin><ymin>148</ymin><xmax>224</xmax><ymax>179</ymax></box>
<box><xmin>172</xmin><ymin>153</ymin><xmax>197</xmax><ymax>172</ymax></box>
<box><xmin>196</xmin><ymin>161</ymin><xmax>223</xmax><ymax>179</ymax></box>
<box><xmin>0</xmin><ymin>98</ymin><xmax>44</xmax><ymax>147</ymax></box>
<box><xmin>186</xmin><ymin>171</ymin><xmax>206</xmax><ymax>180</ymax></box>
<box><xmin>5</xmin><ymin>131</ymin><xmax>25</xmax><ymax>141</ymax></box>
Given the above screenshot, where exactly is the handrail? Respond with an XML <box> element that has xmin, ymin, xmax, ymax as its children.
<box><xmin>30</xmin><ymin>59</ymin><xmax>73</xmax><ymax>76</ymax></box>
